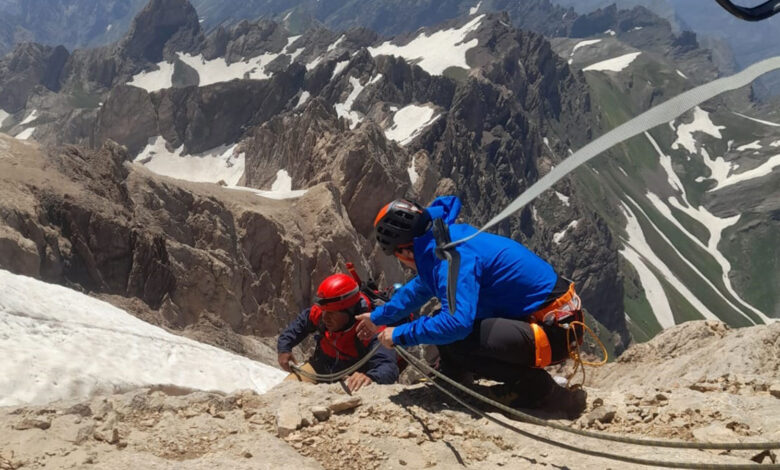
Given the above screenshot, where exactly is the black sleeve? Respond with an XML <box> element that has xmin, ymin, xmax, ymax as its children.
<box><xmin>362</xmin><ymin>337</ymin><xmax>400</xmax><ymax>384</ymax></box>
<box><xmin>277</xmin><ymin>309</ymin><xmax>316</xmax><ymax>353</ymax></box>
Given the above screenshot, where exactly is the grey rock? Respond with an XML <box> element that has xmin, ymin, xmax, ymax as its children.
<box><xmin>311</xmin><ymin>406</ymin><xmax>331</xmax><ymax>421</ymax></box>
<box><xmin>586</xmin><ymin>405</ymin><xmax>617</xmax><ymax>425</ymax></box>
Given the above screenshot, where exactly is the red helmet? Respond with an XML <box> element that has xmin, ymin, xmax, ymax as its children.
<box><xmin>314</xmin><ymin>274</ymin><xmax>361</xmax><ymax>312</ymax></box>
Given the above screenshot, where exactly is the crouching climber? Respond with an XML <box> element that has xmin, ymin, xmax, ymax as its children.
<box><xmin>356</xmin><ymin>196</ymin><xmax>587</xmax><ymax>419</ymax></box>
<box><xmin>277</xmin><ymin>273</ymin><xmax>399</xmax><ymax>392</ymax></box>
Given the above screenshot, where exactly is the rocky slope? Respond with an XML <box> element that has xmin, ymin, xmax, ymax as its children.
<box><xmin>546</xmin><ymin>13</ymin><xmax>780</xmax><ymax>340</ymax></box>
<box><xmin>1</xmin><ymin>320</ymin><xmax>778</xmax><ymax>469</ymax></box>
<box><xmin>0</xmin><ymin>132</ymin><xmax>377</xmax><ymax>352</ymax></box>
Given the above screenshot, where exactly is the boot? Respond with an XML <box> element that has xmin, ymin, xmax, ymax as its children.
<box><xmin>536</xmin><ymin>382</ymin><xmax>587</xmax><ymax>420</ymax></box>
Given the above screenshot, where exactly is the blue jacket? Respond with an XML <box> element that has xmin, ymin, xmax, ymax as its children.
<box><xmin>370</xmin><ymin>196</ymin><xmax>559</xmax><ymax>347</ymax></box>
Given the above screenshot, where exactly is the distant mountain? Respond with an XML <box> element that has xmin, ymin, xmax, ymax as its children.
<box><xmin>0</xmin><ymin>0</ymin><xmax>777</xmax><ymax>353</ymax></box>
<box><xmin>549</xmin><ymin>0</ymin><xmax>780</xmax><ymax>98</ymax></box>
<box><xmin>0</xmin><ymin>0</ymin><xmax>148</xmax><ymax>54</ymax></box>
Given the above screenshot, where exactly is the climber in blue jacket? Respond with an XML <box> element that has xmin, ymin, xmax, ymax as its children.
<box><xmin>356</xmin><ymin>196</ymin><xmax>587</xmax><ymax>418</ymax></box>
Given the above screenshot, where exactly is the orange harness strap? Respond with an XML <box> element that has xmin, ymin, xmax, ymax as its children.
<box><xmin>530</xmin><ymin>281</ymin><xmax>579</xmax><ymax>324</ymax></box>
<box><xmin>530</xmin><ymin>323</ymin><xmax>552</xmax><ymax>368</ymax></box>
<box><xmin>528</xmin><ymin>282</ymin><xmax>582</xmax><ymax>368</ymax></box>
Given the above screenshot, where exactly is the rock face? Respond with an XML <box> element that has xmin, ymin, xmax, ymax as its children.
<box><xmin>1</xmin><ymin>320</ymin><xmax>777</xmax><ymax>469</ymax></box>
<box><xmin>118</xmin><ymin>0</ymin><xmax>203</xmax><ymax>64</ymax></box>
<box><xmin>0</xmin><ymin>134</ymin><xmax>374</xmax><ymax>344</ymax></box>
<box><xmin>0</xmin><ymin>42</ymin><xmax>69</xmax><ymax>112</ymax></box>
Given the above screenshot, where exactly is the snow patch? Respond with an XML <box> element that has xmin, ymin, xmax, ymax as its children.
<box><xmin>642</xmin><ymin>134</ymin><xmax>770</xmax><ymax>323</ymax></box>
<box><xmin>306</xmin><ymin>55</ymin><xmax>324</xmax><ymax>71</ymax></box>
<box><xmin>569</xmin><ymin>39</ymin><xmax>602</xmax><ymax>64</ymax></box>
<box><xmin>178</xmin><ymin>51</ymin><xmax>280</xmax><ymax>86</ymax></box>
<box><xmin>0</xmin><ymin>108</ymin><xmax>11</xmax><ymax>127</ymax></box>
<box><xmin>106</xmin><ymin>24</ymin><xmax>112</xmax><ymax>32</ymax></box>
<box><xmin>469</xmin><ymin>1</ymin><xmax>482</xmax><ymax>14</ymax></box>
<box><xmin>286</xmin><ymin>35</ymin><xmax>303</xmax><ymax>61</ymax></box>
<box><xmin>695</xmin><ymin>176</ymin><xmax>706</xmax><ymax>183</ymax></box>
<box><xmin>618</xmin><ymin>166</ymin><xmax>629</xmax><ymax>177</ymax></box>
<box><xmin>620</xmin><ymin>202</ymin><xmax>718</xmax><ymax>324</ymax></box>
<box><xmin>368</xmin><ymin>15</ymin><xmax>484</xmax><ymax>76</ymax></box>
<box><xmin>676</xmin><ymin>69</ymin><xmax>687</xmax><ymax>79</ymax></box>
<box><xmin>408</xmin><ymin>154</ymin><xmax>419</xmax><ymax>185</ymax></box>
<box><xmin>583</xmin><ymin>52</ymin><xmax>641</xmax><ymax>72</ymax></box>
<box><xmin>0</xmin><ymin>269</ymin><xmax>286</xmax><ymax>407</ymax></box>
<box><xmin>642</xmin><ymin>193</ymin><xmax>768</xmax><ymax>324</ymax></box>
<box><xmin>555</xmin><ymin>191</ymin><xmax>570</xmax><ymax>207</ymax></box>
<box><xmin>645</xmin><ymin>132</ymin><xmax>683</xmax><ymax>193</ymax></box>
<box><xmin>369</xmin><ymin>74</ymin><xmax>384</xmax><ymax>86</ymax></box>
<box><xmin>572</xmin><ymin>39</ymin><xmax>602</xmax><ymax>54</ymax></box>
<box><xmin>620</xmin><ymin>244</ymin><xmax>675</xmax><ymax>329</ymax></box>
<box><xmin>671</xmin><ymin>106</ymin><xmax>725</xmax><ymax>154</ymax></box>
<box><xmin>771</xmin><ymin>140</ymin><xmax>780</xmax><ymax>147</ymax></box>
<box><xmin>385</xmin><ymin>103</ymin><xmax>440</xmax><ymax>145</ymax></box>
<box><xmin>604</xmin><ymin>29</ymin><xmax>616</xmax><ymax>36</ymax></box>
<box><xmin>296</xmin><ymin>91</ymin><xmax>310</xmax><ymax>109</ymax></box>
<box><xmin>328</xmin><ymin>35</ymin><xmax>345</xmax><ymax>52</ymax></box>
<box><xmin>20</xmin><ymin>109</ymin><xmax>38</xmax><ymax>126</ymax></box>
<box><xmin>714</xmin><ymin>153</ymin><xmax>780</xmax><ymax>190</ymax></box>
<box><xmin>14</xmin><ymin>127</ymin><xmax>35</xmax><ymax>140</ymax></box>
<box><xmin>334</xmin><ymin>76</ymin><xmax>365</xmax><ymax>129</ymax></box>
<box><xmin>127</xmin><ymin>61</ymin><xmax>176</xmax><ymax>92</ymax></box>
<box><xmin>134</xmin><ymin>136</ymin><xmax>244</xmax><ymax>186</ymax></box>
<box><xmin>553</xmin><ymin>220</ymin><xmax>578</xmax><ymax>244</ymax></box>
<box><xmin>736</xmin><ymin>140</ymin><xmax>762</xmax><ymax>151</ymax></box>
<box><xmin>331</xmin><ymin>60</ymin><xmax>349</xmax><ymax>80</ymax></box>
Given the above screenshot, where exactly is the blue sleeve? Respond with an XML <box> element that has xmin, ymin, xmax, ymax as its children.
<box><xmin>370</xmin><ymin>275</ymin><xmax>434</xmax><ymax>325</ymax></box>
<box><xmin>391</xmin><ymin>252</ymin><xmax>480</xmax><ymax>346</ymax></box>
<box><xmin>277</xmin><ymin>309</ymin><xmax>315</xmax><ymax>353</ymax></box>
<box><xmin>362</xmin><ymin>337</ymin><xmax>399</xmax><ymax>384</ymax></box>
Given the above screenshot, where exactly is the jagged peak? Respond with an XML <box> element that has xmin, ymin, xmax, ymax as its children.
<box><xmin>118</xmin><ymin>0</ymin><xmax>203</xmax><ymax>63</ymax></box>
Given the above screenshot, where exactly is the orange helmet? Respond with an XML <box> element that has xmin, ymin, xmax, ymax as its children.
<box><xmin>314</xmin><ymin>274</ymin><xmax>361</xmax><ymax>312</ymax></box>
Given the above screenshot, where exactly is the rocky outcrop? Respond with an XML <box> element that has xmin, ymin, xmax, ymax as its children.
<box><xmin>118</xmin><ymin>0</ymin><xmax>203</xmax><ymax>64</ymax></box>
<box><xmin>0</xmin><ymin>42</ymin><xmax>69</xmax><ymax>112</ymax></box>
<box><xmin>0</xmin><ymin>134</ymin><xmax>375</xmax><ymax>343</ymax></box>
<box><xmin>93</xmin><ymin>63</ymin><xmax>306</xmax><ymax>155</ymax></box>
<box><xmin>242</xmin><ymin>98</ymin><xmax>410</xmax><ymax>237</ymax></box>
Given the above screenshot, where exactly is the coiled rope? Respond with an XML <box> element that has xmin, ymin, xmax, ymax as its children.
<box><xmin>289</xmin><ymin>344</ymin><xmax>381</xmax><ymax>382</ymax></box>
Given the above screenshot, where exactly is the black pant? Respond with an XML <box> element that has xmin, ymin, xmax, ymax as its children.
<box><xmin>438</xmin><ymin>317</ymin><xmax>569</xmax><ymax>405</ymax></box>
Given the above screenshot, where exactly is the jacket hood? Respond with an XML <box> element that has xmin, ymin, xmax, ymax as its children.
<box><xmin>425</xmin><ymin>196</ymin><xmax>461</xmax><ymax>225</ymax></box>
